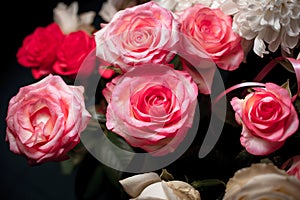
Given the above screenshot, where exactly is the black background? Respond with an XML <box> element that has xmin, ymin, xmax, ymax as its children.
<box><xmin>2</xmin><ymin>1</ymin><xmax>299</xmax><ymax>200</ymax></box>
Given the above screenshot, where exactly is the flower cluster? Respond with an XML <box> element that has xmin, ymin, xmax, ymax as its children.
<box><xmin>5</xmin><ymin>0</ymin><xmax>300</xmax><ymax>199</ymax></box>
<box><xmin>16</xmin><ymin>2</ymin><xmax>96</xmax><ymax>79</ymax></box>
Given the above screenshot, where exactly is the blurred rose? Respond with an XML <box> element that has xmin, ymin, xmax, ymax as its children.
<box><xmin>98</xmin><ymin>66</ymin><xmax>116</xmax><ymax>79</ymax></box>
<box><xmin>223</xmin><ymin>163</ymin><xmax>300</xmax><ymax>199</ymax></box>
<box><xmin>95</xmin><ymin>1</ymin><xmax>179</xmax><ymax>72</ymax></box>
<box><xmin>230</xmin><ymin>83</ymin><xmax>299</xmax><ymax>155</ymax></box>
<box><xmin>53</xmin><ymin>30</ymin><xmax>96</xmax><ymax>78</ymax></box>
<box><xmin>178</xmin><ymin>4</ymin><xmax>243</xmax><ymax>71</ymax></box>
<box><xmin>5</xmin><ymin>74</ymin><xmax>91</xmax><ymax>165</ymax></box>
<box><xmin>53</xmin><ymin>1</ymin><xmax>96</xmax><ymax>34</ymax></box>
<box><xmin>154</xmin><ymin>0</ymin><xmax>238</xmax><ymax>15</ymax></box>
<box><xmin>97</xmin><ymin>57</ymin><xmax>117</xmax><ymax>79</ymax></box>
<box><xmin>119</xmin><ymin>172</ymin><xmax>201</xmax><ymax>200</ymax></box>
<box><xmin>16</xmin><ymin>23</ymin><xmax>64</xmax><ymax>79</ymax></box>
<box><xmin>102</xmin><ymin>64</ymin><xmax>198</xmax><ymax>155</ymax></box>
<box><xmin>282</xmin><ymin>155</ymin><xmax>300</xmax><ymax>180</ymax></box>
<box><xmin>98</xmin><ymin>0</ymin><xmax>137</xmax><ymax>22</ymax></box>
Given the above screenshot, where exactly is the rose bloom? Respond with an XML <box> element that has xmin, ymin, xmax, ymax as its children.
<box><xmin>95</xmin><ymin>1</ymin><xmax>179</xmax><ymax>72</ymax></box>
<box><xmin>5</xmin><ymin>74</ymin><xmax>91</xmax><ymax>165</ymax></box>
<box><xmin>16</xmin><ymin>23</ymin><xmax>64</xmax><ymax>79</ymax></box>
<box><xmin>223</xmin><ymin>163</ymin><xmax>300</xmax><ymax>200</ymax></box>
<box><xmin>98</xmin><ymin>0</ymin><xmax>137</xmax><ymax>22</ymax></box>
<box><xmin>154</xmin><ymin>0</ymin><xmax>238</xmax><ymax>15</ymax></box>
<box><xmin>119</xmin><ymin>172</ymin><xmax>201</xmax><ymax>200</ymax></box>
<box><xmin>53</xmin><ymin>1</ymin><xmax>96</xmax><ymax>34</ymax></box>
<box><xmin>53</xmin><ymin>30</ymin><xmax>96</xmax><ymax>78</ymax></box>
<box><xmin>282</xmin><ymin>155</ymin><xmax>300</xmax><ymax>180</ymax></box>
<box><xmin>102</xmin><ymin>64</ymin><xmax>198</xmax><ymax>155</ymax></box>
<box><xmin>230</xmin><ymin>83</ymin><xmax>299</xmax><ymax>155</ymax></box>
<box><xmin>178</xmin><ymin>4</ymin><xmax>244</xmax><ymax>71</ymax></box>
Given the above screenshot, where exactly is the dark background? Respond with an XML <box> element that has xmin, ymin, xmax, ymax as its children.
<box><xmin>2</xmin><ymin>1</ymin><xmax>299</xmax><ymax>200</ymax></box>
<box><xmin>1</xmin><ymin>1</ymin><xmax>105</xmax><ymax>200</ymax></box>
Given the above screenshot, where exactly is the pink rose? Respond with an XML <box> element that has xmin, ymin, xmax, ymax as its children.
<box><xmin>230</xmin><ymin>83</ymin><xmax>299</xmax><ymax>155</ymax></box>
<box><xmin>102</xmin><ymin>64</ymin><xmax>198</xmax><ymax>155</ymax></box>
<box><xmin>178</xmin><ymin>4</ymin><xmax>244</xmax><ymax>71</ymax></box>
<box><xmin>16</xmin><ymin>23</ymin><xmax>64</xmax><ymax>79</ymax></box>
<box><xmin>282</xmin><ymin>155</ymin><xmax>300</xmax><ymax>180</ymax></box>
<box><xmin>53</xmin><ymin>30</ymin><xmax>96</xmax><ymax>78</ymax></box>
<box><xmin>5</xmin><ymin>74</ymin><xmax>91</xmax><ymax>165</ymax></box>
<box><xmin>95</xmin><ymin>1</ymin><xmax>179</xmax><ymax>72</ymax></box>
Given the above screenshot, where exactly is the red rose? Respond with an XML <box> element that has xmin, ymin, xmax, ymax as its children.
<box><xmin>16</xmin><ymin>23</ymin><xmax>64</xmax><ymax>79</ymax></box>
<box><xmin>53</xmin><ymin>30</ymin><xmax>96</xmax><ymax>78</ymax></box>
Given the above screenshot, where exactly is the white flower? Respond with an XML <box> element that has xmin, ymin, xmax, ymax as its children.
<box><xmin>98</xmin><ymin>0</ymin><xmax>137</xmax><ymax>22</ymax></box>
<box><xmin>153</xmin><ymin>0</ymin><xmax>238</xmax><ymax>15</ymax></box>
<box><xmin>232</xmin><ymin>0</ymin><xmax>300</xmax><ymax>57</ymax></box>
<box><xmin>119</xmin><ymin>172</ymin><xmax>201</xmax><ymax>200</ymax></box>
<box><xmin>53</xmin><ymin>1</ymin><xmax>96</xmax><ymax>34</ymax></box>
<box><xmin>223</xmin><ymin>163</ymin><xmax>300</xmax><ymax>200</ymax></box>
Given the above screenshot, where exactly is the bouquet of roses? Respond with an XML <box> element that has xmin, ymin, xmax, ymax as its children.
<box><xmin>5</xmin><ymin>0</ymin><xmax>300</xmax><ymax>199</ymax></box>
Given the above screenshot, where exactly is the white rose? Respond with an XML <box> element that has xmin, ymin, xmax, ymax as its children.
<box><xmin>53</xmin><ymin>1</ymin><xmax>96</xmax><ymax>34</ymax></box>
<box><xmin>119</xmin><ymin>172</ymin><xmax>201</xmax><ymax>200</ymax></box>
<box><xmin>223</xmin><ymin>163</ymin><xmax>300</xmax><ymax>200</ymax></box>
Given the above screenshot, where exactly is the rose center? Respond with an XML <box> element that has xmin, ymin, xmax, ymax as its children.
<box><xmin>131</xmin><ymin>85</ymin><xmax>175</xmax><ymax>121</ymax></box>
<box><xmin>255</xmin><ymin>97</ymin><xmax>281</xmax><ymax>120</ymax></box>
<box><xmin>30</xmin><ymin>105</ymin><xmax>53</xmax><ymax>143</ymax></box>
<box><xmin>196</xmin><ymin>14</ymin><xmax>222</xmax><ymax>40</ymax></box>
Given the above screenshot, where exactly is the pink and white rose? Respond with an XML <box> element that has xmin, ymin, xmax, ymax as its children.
<box><xmin>230</xmin><ymin>83</ymin><xmax>299</xmax><ymax>155</ymax></box>
<box><xmin>178</xmin><ymin>4</ymin><xmax>244</xmax><ymax>71</ymax></box>
<box><xmin>95</xmin><ymin>2</ymin><xmax>179</xmax><ymax>72</ymax></box>
<box><xmin>5</xmin><ymin>74</ymin><xmax>91</xmax><ymax>165</ymax></box>
<box><xmin>102</xmin><ymin>64</ymin><xmax>198</xmax><ymax>155</ymax></box>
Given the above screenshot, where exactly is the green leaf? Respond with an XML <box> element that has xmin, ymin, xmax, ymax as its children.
<box><xmin>99</xmin><ymin>65</ymin><xmax>123</xmax><ymax>74</ymax></box>
<box><xmin>87</xmin><ymin>129</ymin><xmax>136</xmax><ymax>174</ymax></box>
<box><xmin>60</xmin><ymin>159</ymin><xmax>76</xmax><ymax>175</ymax></box>
<box><xmin>60</xmin><ymin>142</ymin><xmax>88</xmax><ymax>175</ymax></box>
<box><xmin>191</xmin><ymin>179</ymin><xmax>226</xmax><ymax>189</ymax></box>
<box><xmin>234</xmin><ymin>149</ymin><xmax>260</xmax><ymax>167</ymax></box>
<box><xmin>160</xmin><ymin>168</ymin><xmax>174</xmax><ymax>181</ymax></box>
<box><xmin>278</xmin><ymin>60</ymin><xmax>295</xmax><ymax>73</ymax></box>
<box><xmin>281</xmin><ymin>79</ymin><xmax>292</xmax><ymax>97</ymax></box>
<box><xmin>169</xmin><ymin>55</ymin><xmax>182</xmax><ymax>70</ymax></box>
<box><xmin>106</xmin><ymin>131</ymin><xmax>135</xmax><ymax>152</ymax></box>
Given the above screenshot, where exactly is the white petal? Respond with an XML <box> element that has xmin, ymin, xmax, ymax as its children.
<box><xmin>53</xmin><ymin>1</ymin><xmax>79</xmax><ymax>34</ymax></box>
<box><xmin>119</xmin><ymin>172</ymin><xmax>161</xmax><ymax>198</ymax></box>
<box><xmin>79</xmin><ymin>11</ymin><xmax>96</xmax><ymax>26</ymax></box>
<box><xmin>98</xmin><ymin>1</ymin><xmax>118</xmax><ymax>22</ymax></box>
<box><xmin>253</xmin><ymin>37</ymin><xmax>269</xmax><ymax>57</ymax></box>
<box><xmin>133</xmin><ymin>182</ymin><xmax>167</xmax><ymax>200</ymax></box>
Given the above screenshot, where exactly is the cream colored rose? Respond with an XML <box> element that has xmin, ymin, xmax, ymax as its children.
<box><xmin>53</xmin><ymin>1</ymin><xmax>96</xmax><ymax>34</ymax></box>
<box><xmin>119</xmin><ymin>172</ymin><xmax>201</xmax><ymax>200</ymax></box>
<box><xmin>223</xmin><ymin>163</ymin><xmax>300</xmax><ymax>200</ymax></box>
